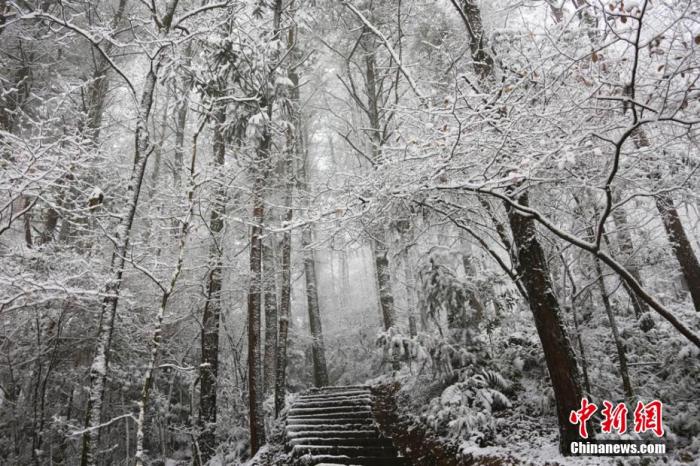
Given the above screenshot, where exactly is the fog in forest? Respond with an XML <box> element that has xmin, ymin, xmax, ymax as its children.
<box><xmin>1</xmin><ymin>0</ymin><xmax>699</xmax><ymax>465</ymax></box>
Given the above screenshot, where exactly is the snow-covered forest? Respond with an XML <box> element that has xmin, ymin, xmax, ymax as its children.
<box><xmin>1</xmin><ymin>0</ymin><xmax>699</xmax><ymax>464</ymax></box>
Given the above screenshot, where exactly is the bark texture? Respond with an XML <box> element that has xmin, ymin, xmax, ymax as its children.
<box><xmin>262</xmin><ymin>240</ymin><xmax>278</xmax><ymax>395</ymax></box>
<box><xmin>655</xmin><ymin>194</ymin><xmax>700</xmax><ymax>313</ymax></box>
<box><xmin>247</xmin><ymin>107</ymin><xmax>269</xmax><ymax>455</ymax></box>
<box><xmin>196</xmin><ymin>103</ymin><xmax>227</xmax><ymax>464</ymax></box>
<box><xmin>505</xmin><ymin>191</ymin><xmax>584</xmax><ymax>453</ymax></box>
<box><xmin>374</xmin><ymin>234</ymin><xmax>397</xmax><ymax>331</ymax></box>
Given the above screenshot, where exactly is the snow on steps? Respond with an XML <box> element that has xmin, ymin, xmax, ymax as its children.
<box><xmin>285</xmin><ymin>385</ymin><xmax>411</xmax><ymax>466</ymax></box>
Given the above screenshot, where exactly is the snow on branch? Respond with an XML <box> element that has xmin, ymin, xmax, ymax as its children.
<box><xmin>341</xmin><ymin>1</ymin><xmax>423</xmax><ymax>100</ymax></box>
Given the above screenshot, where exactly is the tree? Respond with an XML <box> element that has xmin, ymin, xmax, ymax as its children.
<box><xmin>262</xmin><ymin>240</ymin><xmax>278</xmax><ymax>395</ymax></box>
<box><xmin>448</xmin><ymin>0</ymin><xmax>586</xmax><ymax>451</ymax></box>
<box><xmin>274</xmin><ymin>1</ymin><xmax>300</xmax><ymax>415</ymax></box>
<box><xmin>505</xmin><ymin>190</ymin><xmax>585</xmax><ymax>451</ymax></box>
<box><xmin>196</xmin><ymin>101</ymin><xmax>227</xmax><ymax>464</ymax></box>
<box><xmin>655</xmin><ymin>193</ymin><xmax>700</xmax><ymax>313</ymax></box>
<box><xmin>246</xmin><ymin>0</ymin><xmax>286</xmax><ymax>453</ymax></box>
<box><xmin>299</xmin><ymin>157</ymin><xmax>330</xmax><ymax>388</ymax></box>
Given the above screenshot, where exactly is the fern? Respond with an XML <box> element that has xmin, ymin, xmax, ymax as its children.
<box><xmin>481</xmin><ymin>369</ymin><xmax>510</xmax><ymax>391</ymax></box>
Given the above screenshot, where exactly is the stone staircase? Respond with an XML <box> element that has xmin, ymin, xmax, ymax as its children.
<box><xmin>284</xmin><ymin>385</ymin><xmax>411</xmax><ymax>466</ymax></box>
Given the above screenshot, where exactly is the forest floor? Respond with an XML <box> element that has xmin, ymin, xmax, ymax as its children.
<box><xmin>241</xmin><ymin>377</ymin><xmax>689</xmax><ymax>466</ymax></box>
<box><xmin>368</xmin><ymin>376</ymin><xmax>676</xmax><ymax>466</ymax></box>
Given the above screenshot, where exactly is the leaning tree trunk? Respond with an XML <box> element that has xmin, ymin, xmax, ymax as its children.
<box><xmin>196</xmin><ymin>103</ymin><xmax>227</xmax><ymax>465</ymax></box>
<box><xmin>560</xmin><ymin>254</ymin><xmax>593</xmax><ymax>396</ymax></box>
<box><xmin>575</xmin><ymin>194</ymin><xmax>635</xmax><ymax>401</ymax></box>
<box><xmin>80</xmin><ymin>64</ymin><xmax>158</xmax><ymax>466</ymax></box>
<box><xmin>610</xmin><ymin>198</ymin><xmax>652</xmax><ymax>322</ymax></box>
<box><xmin>453</xmin><ymin>0</ymin><xmax>584</xmax><ymax>452</ymax></box>
<box><xmin>593</xmin><ymin>257</ymin><xmax>634</xmax><ymax>401</ymax></box>
<box><xmin>505</xmin><ymin>191</ymin><xmax>585</xmax><ymax>453</ymax></box>
<box><xmin>655</xmin><ymin>194</ymin><xmax>700</xmax><ymax>313</ymax></box>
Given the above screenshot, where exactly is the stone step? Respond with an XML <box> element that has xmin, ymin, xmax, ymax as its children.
<box><xmin>287</xmin><ymin>412</ymin><xmax>374</xmax><ymax>423</ymax></box>
<box><xmin>295</xmin><ymin>397</ymin><xmax>371</xmax><ymax>408</ymax></box>
<box><xmin>287</xmin><ymin>423</ymin><xmax>376</xmax><ymax>433</ymax></box>
<box><xmin>298</xmin><ymin>392</ymin><xmax>371</xmax><ymax>402</ymax></box>
<box><xmin>289</xmin><ymin>406</ymin><xmax>372</xmax><ymax>416</ymax></box>
<box><xmin>307</xmin><ymin>385</ymin><xmax>369</xmax><ymax>391</ymax></box>
<box><xmin>290</xmin><ymin>400</ymin><xmax>372</xmax><ymax>409</ymax></box>
<box><xmin>294</xmin><ymin>455</ymin><xmax>411</xmax><ymax>466</ymax></box>
<box><xmin>289</xmin><ymin>437</ymin><xmax>394</xmax><ymax>448</ymax></box>
<box><xmin>301</xmin><ymin>388</ymin><xmax>369</xmax><ymax>394</ymax></box>
<box><xmin>291</xmin><ymin>445</ymin><xmax>397</xmax><ymax>458</ymax></box>
<box><xmin>286</xmin><ymin>385</ymin><xmax>410</xmax><ymax>466</ymax></box>
<box><xmin>287</xmin><ymin>417</ymin><xmax>375</xmax><ymax>426</ymax></box>
<box><xmin>299</xmin><ymin>390</ymin><xmax>371</xmax><ymax>397</ymax></box>
<box><xmin>286</xmin><ymin>429</ymin><xmax>377</xmax><ymax>440</ymax></box>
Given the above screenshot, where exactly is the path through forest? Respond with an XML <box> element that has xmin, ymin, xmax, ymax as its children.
<box><xmin>284</xmin><ymin>385</ymin><xmax>410</xmax><ymax>465</ymax></box>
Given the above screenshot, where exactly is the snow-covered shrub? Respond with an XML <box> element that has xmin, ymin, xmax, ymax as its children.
<box><xmin>417</xmin><ymin>367</ymin><xmax>511</xmax><ymax>447</ymax></box>
<box><xmin>419</xmin><ymin>257</ymin><xmax>483</xmax><ymax>344</ymax></box>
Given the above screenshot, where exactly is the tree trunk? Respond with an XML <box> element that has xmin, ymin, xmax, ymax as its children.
<box><xmin>173</xmin><ymin>43</ymin><xmax>192</xmax><ymax>187</ymax></box>
<box><xmin>360</xmin><ymin>31</ymin><xmax>399</xmax><ymax>335</ymax></box>
<box><xmin>247</xmin><ymin>110</ymin><xmax>269</xmax><ymax>456</ymax></box>
<box><xmin>23</xmin><ymin>196</ymin><xmax>33</xmax><ymax>248</ymax></box>
<box><xmin>610</xmin><ymin>199</ymin><xmax>651</xmax><ymax>321</ymax></box>
<box><xmin>460</xmin><ymin>0</ymin><xmax>494</xmax><ymax>79</ymax></box>
<box><xmin>561</xmin><ymin>255</ymin><xmax>592</xmax><ymax>396</ymax></box>
<box><xmin>301</xmin><ymin>225</ymin><xmax>330</xmax><ymax>387</ymax></box>
<box><xmin>274</xmin><ymin>191</ymin><xmax>293</xmax><ymax>415</ymax></box>
<box><xmin>262</xmin><ymin>240</ymin><xmax>278</xmax><ymax>395</ymax></box>
<box><xmin>49</xmin><ymin>0</ymin><xmax>129</xmax><ymax>247</ymax></box>
<box><xmin>453</xmin><ymin>1</ymin><xmax>584</xmax><ymax>450</ymax></box>
<box><xmin>374</xmin><ymin>234</ymin><xmax>397</xmax><ymax>331</ymax></box>
<box><xmin>655</xmin><ymin>194</ymin><xmax>700</xmax><ymax>313</ymax></box>
<box><xmin>41</xmin><ymin>201</ymin><xmax>59</xmax><ymax>244</ymax></box>
<box><xmin>0</xmin><ymin>0</ymin><xmax>6</xmax><ymax>37</ymax></box>
<box><xmin>196</xmin><ymin>103</ymin><xmax>227</xmax><ymax>465</ymax></box>
<box><xmin>83</xmin><ymin>0</ymin><xmax>129</xmax><ymax>141</ymax></box>
<box><xmin>505</xmin><ymin>190</ymin><xmax>585</xmax><ymax>453</ymax></box>
<box><xmin>274</xmin><ymin>15</ymin><xmax>298</xmax><ymax>416</ymax></box>
<box><xmin>402</xmin><ymin>246</ymin><xmax>418</xmax><ymax>336</ymax></box>
<box><xmin>574</xmin><ymin>194</ymin><xmax>635</xmax><ymax>400</ymax></box>
<box><xmin>135</xmin><ymin>197</ymin><xmax>193</xmax><ymax>466</ymax></box>
<box><xmin>295</xmin><ymin>111</ymin><xmax>330</xmax><ymax>387</ymax></box>
<box><xmin>80</xmin><ymin>63</ymin><xmax>158</xmax><ymax>466</ymax></box>
<box><xmin>593</xmin><ymin>258</ymin><xmax>634</xmax><ymax>401</ymax></box>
